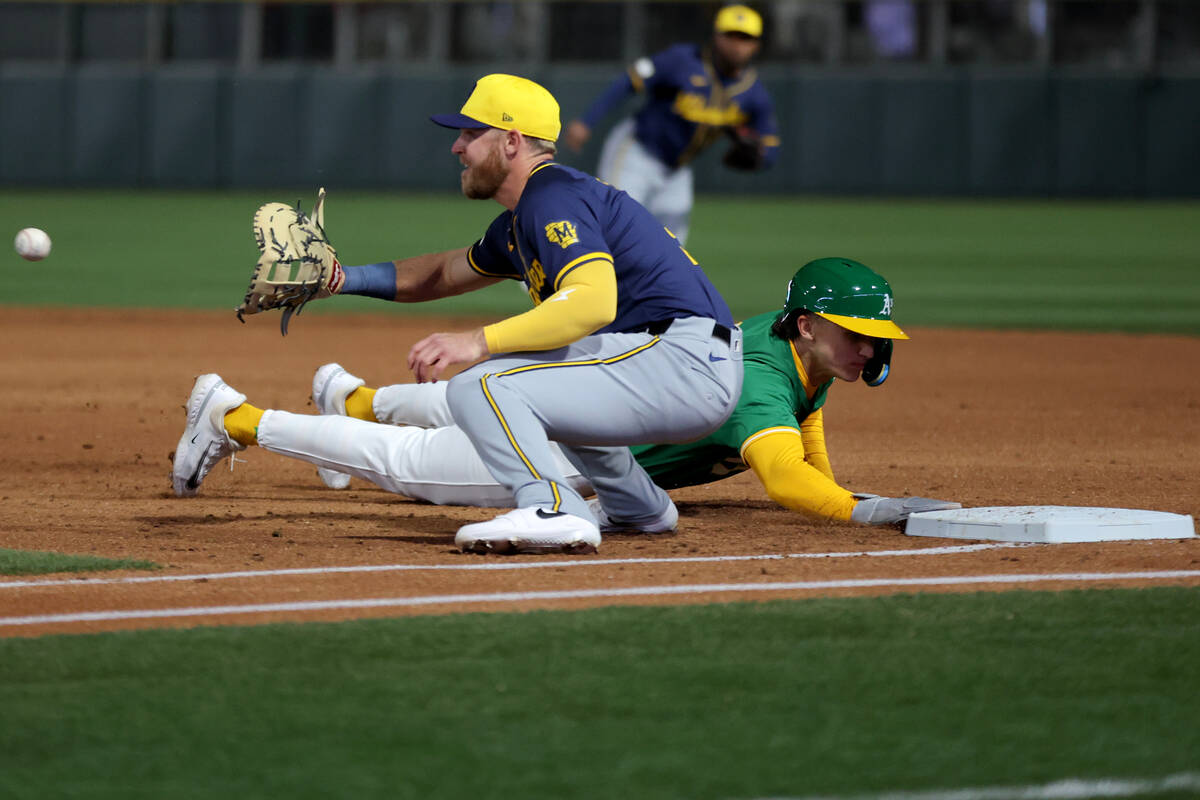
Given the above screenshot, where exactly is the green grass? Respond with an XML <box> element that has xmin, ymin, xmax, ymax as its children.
<box><xmin>689</xmin><ymin>196</ymin><xmax>1200</xmax><ymax>334</ymax></box>
<box><xmin>2</xmin><ymin>190</ymin><xmax>1197</xmax><ymax>334</ymax></box>
<box><xmin>1</xmin><ymin>586</ymin><xmax>1197</xmax><ymax>799</ymax></box>
<box><xmin>0</xmin><ymin>548</ymin><xmax>158</xmax><ymax>576</ymax></box>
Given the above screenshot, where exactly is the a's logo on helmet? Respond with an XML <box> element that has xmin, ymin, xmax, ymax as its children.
<box><xmin>882</xmin><ymin>294</ymin><xmax>894</xmax><ymax>316</ymax></box>
<box><xmin>545</xmin><ymin>220</ymin><xmax>579</xmax><ymax>249</ymax></box>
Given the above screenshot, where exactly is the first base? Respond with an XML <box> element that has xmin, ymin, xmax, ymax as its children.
<box><xmin>905</xmin><ymin>506</ymin><xmax>1197</xmax><ymax>544</ymax></box>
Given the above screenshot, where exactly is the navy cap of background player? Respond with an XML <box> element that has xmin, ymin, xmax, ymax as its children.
<box><xmin>430</xmin><ymin>74</ymin><xmax>561</xmax><ymax>142</ymax></box>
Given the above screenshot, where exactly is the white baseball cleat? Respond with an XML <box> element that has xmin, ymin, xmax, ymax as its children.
<box><xmin>311</xmin><ymin>362</ymin><xmax>365</xmax><ymax>490</ymax></box>
<box><xmin>587</xmin><ymin>497</ymin><xmax>679</xmax><ymax>534</ymax></box>
<box><xmin>455</xmin><ymin>508</ymin><xmax>602</xmax><ymax>555</ymax></box>
<box><xmin>171</xmin><ymin>374</ymin><xmax>247</xmax><ymax>497</ymax></box>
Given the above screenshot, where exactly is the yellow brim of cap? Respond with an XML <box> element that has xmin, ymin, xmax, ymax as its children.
<box><xmin>817</xmin><ymin>312</ymin><xmax>909</xmax><ymax>340</ymax></box>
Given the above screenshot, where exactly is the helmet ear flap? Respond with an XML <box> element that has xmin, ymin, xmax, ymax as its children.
<box><xmin>863</xmin><ymin>338</ymin><xmax>893</xmax><ymax>387</ymax></box>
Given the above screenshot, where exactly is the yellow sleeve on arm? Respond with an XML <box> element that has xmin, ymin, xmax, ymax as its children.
<box><xmin>742</xmin><ymin>429</ymin><xmax>857</xmax><ymax>522</ymax></box>
<box><xmin>483</xmin><ymin>259</ymin><xmax>617</xmax><ymax>354</ymax></box>
<box><xmin>799</xmin><ymin>408</ymin><xmax>835</xmax><ymax>482</ymax></box>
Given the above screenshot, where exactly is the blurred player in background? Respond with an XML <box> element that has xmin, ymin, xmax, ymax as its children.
<box><xmin>563</xmin><ymin>4</ymin><xmax>780</xmax><ymax>245</ymax></box>
<box><xmin>304</xmin><ymin>258</ymin><xmax>959</xmax><ymax>528</ymax></box>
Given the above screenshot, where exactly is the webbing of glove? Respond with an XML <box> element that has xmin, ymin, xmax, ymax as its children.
<box><xmin>238</xmin><ymin>189</ymin><xmax>339</xmax><ymax>336</ymax></box>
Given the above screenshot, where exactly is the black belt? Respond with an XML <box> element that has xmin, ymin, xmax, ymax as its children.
<box><xmin>642</xmin><ymin>318</ymin><xmax>732</xmax><ymax>345</ymax></box>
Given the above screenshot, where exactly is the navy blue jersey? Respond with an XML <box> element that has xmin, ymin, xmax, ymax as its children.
<box><xmin>581</xmin><ymin>43</ymin><xmax>779</xmax><ymax>169</ymax></box>
<box><xmin>467</xmin><ymin>162</ymin><xmax>733</xmax><ymax>333</ymax></box>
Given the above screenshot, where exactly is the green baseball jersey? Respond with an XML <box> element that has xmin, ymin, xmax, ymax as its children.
<box><xmin>631</xmin><ymin>311</ymin><xmax>834</xmax><ymax>489</ymax></box>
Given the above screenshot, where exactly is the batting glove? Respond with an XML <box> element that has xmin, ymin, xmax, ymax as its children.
<box><xmin>850</xmin><ymin>494</ymin><xmax>962</xmax><ymax>525</ymax></box>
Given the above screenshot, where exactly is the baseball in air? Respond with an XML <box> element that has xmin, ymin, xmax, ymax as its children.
<box><xmin>14</xmin><ymin>227</ymin><xmax>52</xmax><ymax>261</ymax></box>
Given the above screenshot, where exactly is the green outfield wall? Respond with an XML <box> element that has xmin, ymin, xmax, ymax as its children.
<box><xmin>2</xmin><ymin>63</ymin><xmax>1198</xmax><ymax>196</ymax></box>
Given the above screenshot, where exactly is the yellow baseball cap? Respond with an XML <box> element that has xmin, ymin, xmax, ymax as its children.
<box><xmin>714</xmin><ymin>5</ymin><xmax>763</xmax><ymax>38</ymax></box>
<box><xmin>430</xmin><ymin>74</ymin><xmax>561</xmax><ymax>142</ymax></box>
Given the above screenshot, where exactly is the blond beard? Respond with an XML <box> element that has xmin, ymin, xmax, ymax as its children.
<box><xmin>461</xmin><ymin>144</ymin><xmax>509</xmax><ymax>200</ymax></box>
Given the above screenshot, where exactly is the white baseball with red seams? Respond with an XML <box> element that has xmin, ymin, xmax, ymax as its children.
<box><xmin>14</xmin><ymin>227</ymin><xmax>52</xmax><ymax>261</ymax></box>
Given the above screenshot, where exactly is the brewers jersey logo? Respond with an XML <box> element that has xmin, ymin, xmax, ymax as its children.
<box><xmin>544</xmin><ymin>220</ymin><xmax>579</xmax><ymax>249</ymax></box>
<box><xmin>673</xmin><ymin>92</ymin><xmax>746</xmax><ymax>127</ymax></box>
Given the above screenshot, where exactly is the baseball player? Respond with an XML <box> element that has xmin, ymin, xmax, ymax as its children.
<box><xmin>172</xmin><ymin>73</ymin><xmax>743</xmax><ymax>555</ymax></box>
<box><xmin>563</xmin><ymin>4</ymin><xmax>780</xmax><ymax>245</ymax></box>
<box><xmin>188</xmin><ymin>258</ymin><xmax>958</xmax><ymax>527</ymax></box>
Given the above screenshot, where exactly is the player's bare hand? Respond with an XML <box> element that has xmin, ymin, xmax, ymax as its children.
<box><xmin>408</xmin><ymin>329</ymin><xmax>489</xmax><ymax>383</ymax></box>
<box><xmin>564</xmin><ymin>120</ymin><xmax>591</xmax><ymax>153</ymax></box>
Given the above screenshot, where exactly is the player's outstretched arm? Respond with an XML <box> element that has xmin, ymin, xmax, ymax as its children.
<box><xmin>742</xmin><ymin>430</ymin><xmax>858</xmax><ymax>520</ymax></box>
<box><xmin>339</xmin><ymin>247</ymin><xmax>499</xmax><ymax>304</ymax></box>
<box><xmin>745</xmin><ymin>431</ymin><xmax>960</xmax><ymax>526</ymax></box>
<box><xmin>389</xmin><ymin>247</ymin><xmax>499</xmax><ymax>302</ymax></box>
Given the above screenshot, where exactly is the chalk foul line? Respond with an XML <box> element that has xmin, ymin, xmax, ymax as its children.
<box><xmin>744</xmin><ymin>770</ymin><xmax>1200</xmax><ymax>800</ymax></box>
<box><xmin>1</xmin><ymin>569</ymin><xmax>1196</xmax><ymax>628</ymax></box>
<box><xmin>0</xmin><ymin>542</ymin><xmax>1026</xmax><ymax>590</ymax></box>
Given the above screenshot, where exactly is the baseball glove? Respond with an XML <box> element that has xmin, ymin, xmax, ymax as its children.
<box><xmin>721</xmin><ymin>126</ymin><xmax>765</xmax><ymax>172</ymax></box>
<box><xmin>237</xmin><ymin>187</ymin><xmax>344</xmax><ymax>336</ymax></box>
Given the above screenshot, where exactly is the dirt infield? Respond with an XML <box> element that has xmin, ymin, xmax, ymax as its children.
<box><xmin>1</xmin><ymin>307</ymin><xmax>1197</xmax><ymax>637</ymax></box>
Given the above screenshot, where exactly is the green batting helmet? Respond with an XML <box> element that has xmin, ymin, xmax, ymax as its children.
<box><xmin>780</xmin><ymin>257</ymin><xmax>908</xmax><ymax>340</ymax></box>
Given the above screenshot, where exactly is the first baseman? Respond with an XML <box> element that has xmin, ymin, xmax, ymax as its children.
<box><xmin>563</xmin><ymin>4</ymin><xmax>780</xmax><ymax>245</ymax></box>
<box><xmin>172</xmin><ymin>73</ymin><xmax>743</xmax><ymax>555</ymax></box>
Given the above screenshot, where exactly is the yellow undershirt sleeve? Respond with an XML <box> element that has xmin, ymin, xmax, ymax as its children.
<box><xmin>223</xmin><ymin>402</ymin><xmax>263</xmax><ymax>447</ymax></box>
<box><xmin>483</xmin><ymin>259</ymin><xmax>617</xmax><ymax>354</ymax></box>
<box><xmin>742</xmin><ymin>428</ymin><xmax>857</xmax><ymax>521</ymax></box>
<box><xmin>344</xmin><ymin>387</ymin><xmax>377</xmax><ymax>422</ymax></box>
<box><xmin>799</xmin><ymin>408</ymin><xmax>835</xmax><ymax>482</ymax></box>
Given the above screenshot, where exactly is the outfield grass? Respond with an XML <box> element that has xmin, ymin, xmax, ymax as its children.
<box><xmin>2</xmin><ymin>190</ymin><xmax>1197</xmax><ymax>334</ymax></box>
<box><xmin>0</xmin><ymin>587</ymin><xmax>1196</xmax><ymax>799</ymax></box>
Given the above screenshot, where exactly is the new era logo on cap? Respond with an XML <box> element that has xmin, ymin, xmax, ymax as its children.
<box><xmin>429</xmin><ymin>74</ymin><xmax>561</xmax><ymax>142</ymax></box>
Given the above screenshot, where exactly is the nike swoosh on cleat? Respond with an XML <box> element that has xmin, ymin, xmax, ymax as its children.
<box><xmin>186</xmin><ymin>443</ymin><xmax>215</xmax><ymax>489</ymax></box>
<box><xmin>708</xmin><ymin>354</ymin><xmax>727</xmax><ymax>362</ymax></box>
<box><xmin>535</xmin><ymin>509</ymin><xmax>565</xmax><ymax>519</ymax></box>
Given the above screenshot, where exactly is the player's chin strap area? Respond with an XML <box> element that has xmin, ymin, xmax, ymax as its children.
<box><xmin>862</xmin><ymin>338</ymin><xmax>893</xmax><ymax>387</ymax></box>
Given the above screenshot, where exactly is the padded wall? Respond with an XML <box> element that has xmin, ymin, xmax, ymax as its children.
<box><xmin>1</xmin><ymin>64</ymin><xmax>1197</xmax><ymax>196</ymax></box>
